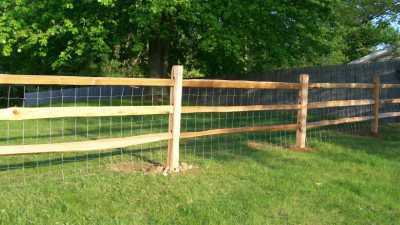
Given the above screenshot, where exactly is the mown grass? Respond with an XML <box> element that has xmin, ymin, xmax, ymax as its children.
<box><xmin>0</xmin><ymin>123</ymin><xmax>398</xmax><ymax>224</ymax></box>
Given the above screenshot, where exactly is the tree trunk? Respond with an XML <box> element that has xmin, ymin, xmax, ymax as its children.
<box><xmin>149</xmin><ymin>36</ymin><xmax>169</xmax><ymax>104</ymax></box>
<box><xmin>149</xmin><ymin>36</ymin><xmax>168</xmax><ymax>77</ymax></box>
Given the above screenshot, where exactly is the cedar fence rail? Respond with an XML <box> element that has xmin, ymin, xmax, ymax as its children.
<box><xmin>0</xmin><ymin>65</ymin><xmax>399</xmax><ymax>171</ymax></box>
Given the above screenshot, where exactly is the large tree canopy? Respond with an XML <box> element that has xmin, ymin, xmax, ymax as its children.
<box><xmin>337</xmin><ymin>0</ymin><xmax>400</xmax><ymax>61</ymax></box>
<box><xmin>0</xmin><ymin>0</ymin><xmax>399</xmax><ymax>76</ymax></box>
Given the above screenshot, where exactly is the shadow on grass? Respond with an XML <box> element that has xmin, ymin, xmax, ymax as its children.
<box><xmin>0</xmin><ymin>146</ymin><xmax>165</xmax><ymax>172</ymax></box>
<box><xmin>0</xmin><ymin>131</ymin><xmax>292</xmax><ymax>173</ymax></box>
<box><xmin>308</xmin><ymin>124</ymin><xmax>400</xmax><ymax>164</ymax></box>
<box><xmin>0</xmin><ymin>124</ymin><xmax>398</xmax><ymax>173</ymax></box>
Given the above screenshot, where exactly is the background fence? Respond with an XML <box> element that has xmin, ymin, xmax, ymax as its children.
<box><xmin>0</xmin><ymin>61</ymin><xmax>400</xmax><ymax>184</ymax></box>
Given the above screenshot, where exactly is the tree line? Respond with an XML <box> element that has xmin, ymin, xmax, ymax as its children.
<box><xmin>0</xmin><ymin>0</ymin><xmax>399</xmax><ymax>77</ymax></box>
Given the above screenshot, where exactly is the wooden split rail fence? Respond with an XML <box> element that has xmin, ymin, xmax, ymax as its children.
<box><xmin>0</xmin><ymin>65</ymin><xmax>400</xmax><ymax>171</ymax></box>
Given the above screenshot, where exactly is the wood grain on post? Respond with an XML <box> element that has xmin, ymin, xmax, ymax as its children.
<box><xmin>295</xmin><ymin>74</ymin><xmax>309</xmax><ymax>149</ymax></box>
<box><xmin>371</xmin><ymin>75</ymin><xmax>381</xmax><ymax>135</ymax></box>
<box><xmin>167</xmin><ymin>65</ymin><xmax>183</xmax><ymax>171</ymax></box>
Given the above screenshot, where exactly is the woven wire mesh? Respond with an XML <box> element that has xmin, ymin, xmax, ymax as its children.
<box><xmin>249</xmin><ymin>60</ymin><xmax>400</xmax><ymax>144</ymax></box>
<box><xmin>0</xmin><ymin>85</ymin><xmax>170</xmax><ymax>185</ymax></box>
<box><xmin>0</xmin><ymin>60</ymin><xmax>399</xmax><ymax>185</ymax></box>
<box><xmin>180</xmin><ymin>87</ymin><xmax>298</xmax><ymax>164</ymax></box>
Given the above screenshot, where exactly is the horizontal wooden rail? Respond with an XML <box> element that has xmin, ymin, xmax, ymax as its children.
<box><xmin>1</xmin><ymin>74</ymin><xmax>400</xmax><ymax>91</ymax></box>
<box><xmin>183</xmin><ymin>79</ymin><xmax>300</xmax><ymax>89</ymax></box>
<box><xmin>307</xmin><ymin>112</ymin><xmax>400</xmax><ymax>129</ymax></box>
<box><xmin>308</xmin><ymin>99</ymin><xmax>374</xmax><ymax>109</ymax></box>
<box><xmin>0</xmin><ymin>104</ymin><xmax>299</xmax><ymax>121</ymax></box>
<box><xmin>0</xmin><ymin>106</ymin><xmax>172</xmax><ymax>120</ymax></box>
<box><xmin>1</xmin><ymin>111</ymin><xmax>399</xmax><ymax>156</ymax></box>
<box><xmin>379</xmin><ymin>112</ymin><xmax>400</xmax><ymax>119</ymax></box>
<box><xmin>307</xmin><ymin>116</ymin><xmax>373</xmax><ymax>129</ymax></box>
<box><xmin>380</xmin><ymin>98</ymin><xmax>400</xmax><ymax>104</ymax></box>
<box><xmin>0</xmin><ymin>74</ymin><xmax>173</xmax><ymax>86</ymax></box>
<box><xmin>0</xmin><ymin>133</ymin><xmax>171</xmax><ymax>156</ymax></box>
<box><xmin>1</xmin><ymin>71</ymin><xmax>400</xmax><ymax>157</ymax></box>
<box><xmin>382</xmin><ymin>84</ymin><xmax>400</xmax><ymax>89</ymax></box>
<box><xmin>181</xmin><ymin>112</ymin><xmax>400</xmax><ymax>140</ymax></box>
<box><xmin>182</xmin><ymin>104</ymin><xmax>299</xmax><ymax>113</ymax></box>
<box><xmin>310</xmin><ymin>82</ymin><xmax>400</xmax><ymax>89</ymax></box>
<box><xmin>0</xmin><ymin>99</ymin><xmax>384</xmax><ymax>121</ymax></box>
<box><xmin>309</xmin><ymin>83</ymin><xmax>374</xmax><ymax>89</ymax></box>
<box><xmin>180</xmin><ymin>123</ymin><xmax>298</xmax><ymax>139</ymax></box>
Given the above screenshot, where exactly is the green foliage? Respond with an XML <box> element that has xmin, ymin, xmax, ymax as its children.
<box><xmin>336</xmin><ymin>0</ymin><xmax>400</xmax><ymax>60</ymax></box>
<box><xmin>0</xmin><ymin>0</ymin><xmax>114</xmax><ymax>74</ymax></box>
<box><xmin>0</xmin><ymin>0</ymin><xmax>399</xmax><ymax>76</ymax></box>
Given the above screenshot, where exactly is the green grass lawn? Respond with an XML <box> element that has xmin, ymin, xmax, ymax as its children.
<box><xmin>0</xmin><ymin>124</ymin><xmax>399</xmax><ymax>225</ymax></box>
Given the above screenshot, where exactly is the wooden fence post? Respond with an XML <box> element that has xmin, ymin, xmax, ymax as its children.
<box><xmin>295</xmin><ymin>74</ymin><xmax>309</xmax><ymax>149</ymax></box>
<box><xmin>167</xmin><ymin>65</ymin><xmax>183</xmax><ymax>171</ymax></box>
<box><xmin>371</xmin><ymin>74</ymin><xmax>381</xmax><ymax>136</ymax></box>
